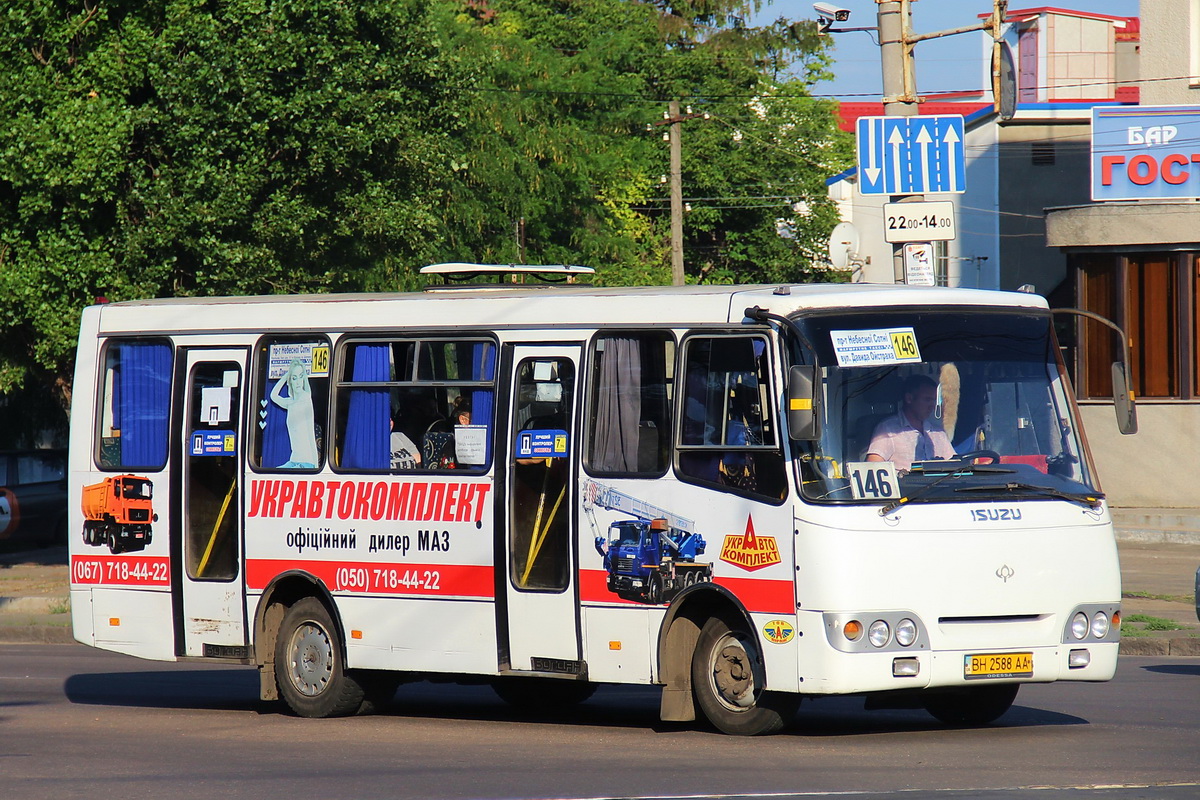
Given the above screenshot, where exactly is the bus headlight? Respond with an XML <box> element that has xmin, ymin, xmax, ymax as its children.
<box><xmin>895</xmin><ymin>618</ymin><xmax>917</xmax><ymax>647</ymax></box>
<box><xmin>868</xmin><ymin>620</ymin><xmax>890</xmax><ymax>648</ymax></box>
<box><xmin>1091</xmin><ymin>611</ymin><xmax>1110</xmax><ymax>639</ymax></box>
<box><xmin>1071</xmin><ymin>611</ymin><xmax>1089</xmax><ymax>640</ymax></box>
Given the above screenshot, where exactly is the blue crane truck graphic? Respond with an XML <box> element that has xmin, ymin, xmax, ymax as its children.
<box><xmin>585</xmin><ymin>480</ymin><xmax>712</xmax><ymax>605</ymax></box>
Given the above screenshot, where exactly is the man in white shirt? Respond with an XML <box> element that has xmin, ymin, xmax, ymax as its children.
<box><xmin>390</xmin><ymin>415</ymin><xmax>422</xmax><ymax>470</ymax></box>
<box><xmin>866</xmin><ymin>374</ymin><xmax>954</xmax><ymax>470</ymax></box>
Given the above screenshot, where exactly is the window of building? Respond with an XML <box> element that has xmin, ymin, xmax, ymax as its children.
<box><xmin>96</xmin><ymin>339</ymin><xmax>173</xmax><ymax>470</ymax></box>
<box><xmin>675</xmin><ymin>334</ymin><xmax>786</xmax><ymax>502</ymax></box>
<box><xmin>1076</xmin><ymin>252</ymin><xmax>1197</xmax><ymax>399</ymax></box>
<box><xmin>1031</xmin><ymin>142</ymin><xmax>1056</xmax><ymax>165</ymax></box>
<box><xmin>585</xmin><ymin>332</ymin><xmax>675</xmax><ymax>476</ymax></box>
<box><xmin>252</xmin><ymin>337</ymin><xmax>331</xmax><ymax>471</ymax></box>
<box><xmin>334</xmin><ymin>338</ymin><xmax>495</xmax><ymax>472</ymax></box>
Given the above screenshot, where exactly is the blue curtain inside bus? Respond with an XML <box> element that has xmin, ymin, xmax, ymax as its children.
<box><xmin>114</xmin><ymin>341</ymin><xmax>172</xmax><ymax>469</ymax></box>
<box><xmin>471</xmin><ymin>342</ymin><xmax>495</xmax><ymax>463</ymax></box>
<box><xmin>343</xmin><ymin>344</ymin><xmax>390</xmax><ymax>469</ymax></box>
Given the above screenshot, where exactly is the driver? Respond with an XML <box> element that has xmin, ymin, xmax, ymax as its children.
<box><xmin>866</xmin><ymin>374</ymin><xmax>955</xmax><ymax>470</ymax></box>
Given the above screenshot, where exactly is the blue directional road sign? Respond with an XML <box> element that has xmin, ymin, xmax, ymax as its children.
<box><xmin>856</xmin><ymin>115</ymin><xmax>966</xmax><ymax>195</ymax></box>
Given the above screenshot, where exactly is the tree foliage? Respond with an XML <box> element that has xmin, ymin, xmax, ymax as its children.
<box><xmin>0</xmin><ymin>0</ymin><xmax>852</xmax><ymax>441</ymax></box>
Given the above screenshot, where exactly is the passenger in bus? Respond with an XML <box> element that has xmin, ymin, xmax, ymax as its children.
<box><xmin>390</xmin><ymin>412</ymin><xmax>422</xmax><ymax>470</ymax></box>
<box><xmin>270</xmin><ymin>359</ymin><xmax>319</xmax><ymax>469</ymax></box>
<box><xmin>865</xmin><ymin>374</ymin><xmax>954</xmax><ymax>471</ymax></box>
<box><xmin>424</xmin><ymin>396</ymin><xmax>472</xmax><ymax>469</ymax></box>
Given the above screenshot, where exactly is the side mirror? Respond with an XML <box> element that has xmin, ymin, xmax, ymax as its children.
<box><xmin>787</xmin><ymin>365</ymin><xmax>819</xmax><ymax>441</ymax></box>
<box><xmin>1111</xmin><ymin>362</ymin><xmax>1137</xmax><ymax>435</ymax></box>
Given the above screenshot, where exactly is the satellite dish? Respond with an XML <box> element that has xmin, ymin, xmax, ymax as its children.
<box><xmin>827</xmin><ymin>222</ymin><xmax>860</xmax><ymax>270</ymax></box>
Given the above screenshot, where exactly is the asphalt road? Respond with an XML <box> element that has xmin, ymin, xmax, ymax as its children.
<box><xmin>2</xmin><ymin>644</ymin><xmax>1197</xmax><ymax>800</ymax></box>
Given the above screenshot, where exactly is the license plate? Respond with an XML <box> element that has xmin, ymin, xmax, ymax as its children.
<box><xmin>964</xmin><ymin>652</ymin><xmax>1033</xmax><ymax>680</ymax></box>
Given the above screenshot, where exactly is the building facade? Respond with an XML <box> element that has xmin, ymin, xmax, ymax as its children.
<box><xmin>1045</xmin><ymin>0</ymin><xmax>1200</xmax><ymax>507</ymax></box>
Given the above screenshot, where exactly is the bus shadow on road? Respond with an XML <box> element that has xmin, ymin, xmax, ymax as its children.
<box><xmin>64</xmin><ymin>668</ymin><xmax>262</xmax><ymax>711</ymax></box>
<box><xmin>61</xmin><ymin>672</ymin><xmax>1089</xmax><ymax>735</ymax></box>
<box><xmin>1142</xmin><ymin>663</ymin><xmax>1200</xmax><ymax>677</ymax></box>
<box><xmin>786</xmin><ymin>695</ymin><xmax>1087</xmax><ymax>737</ymax></box>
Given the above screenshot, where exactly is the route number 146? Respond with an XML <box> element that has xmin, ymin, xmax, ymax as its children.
<box><xmin>846</xmin><ymin>462</ymin><xmax>900</xmax><ymax>501</ymax></box>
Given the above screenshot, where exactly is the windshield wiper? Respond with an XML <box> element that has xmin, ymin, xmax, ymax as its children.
<box><xmin>879</xmin><ymin>461</ymin><xmax>1015</xmax><ymax>516</ymax></box>
<box><xmin>954</xmin><ymin>482</ymin><xmax>1103</xmax><ymax>509</ymax></box>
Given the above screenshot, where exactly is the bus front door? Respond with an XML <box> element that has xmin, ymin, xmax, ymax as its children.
<box><xmin>502</xmin><ymin>344</ymin><xmax>582</xmax><ymax>673</ymax></box>
<box><xmin>173</xmin><ymin>348</ymin><xmax>249</xmax><ymax>658</ymax></box>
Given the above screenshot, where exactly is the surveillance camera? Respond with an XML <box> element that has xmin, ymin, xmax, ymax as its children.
<box><xmin>813</xmin><ymin>3</ymin><xmax>851</xmax><ymax>22</ymax></box>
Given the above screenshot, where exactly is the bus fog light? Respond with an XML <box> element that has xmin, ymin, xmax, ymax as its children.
<box><xmin>843</xmin><ymin>620</ymin><xmax>863</xmax><ymax>642</ymax></box>
<box><xmin>1091</xmin><ymin>611</ymin><xmax>1110</xmax><ymax>639</ymax></box>
<box><xmin>868</xmin><ymin>620</ymin><xmax>890</xmax><ymax>648</ymax></box>
<box><xmin>1069</xmin><ymin>649</ymin><xmax>1091</xmax><ymax>668</ymax></box>
<box><xmin>1070</xmin><ymin>612</ymin><xmax>1088</xmax><ymax>640</ymax></box>
<box><xmin>892</xmin><ymin>657</ymin><xmax>920</xmax><ymax>677</ymax></box>
<box><xmin>895</xmin><ymin>618</ymin><xmax>917</xmax><ymax>647</ymax></box>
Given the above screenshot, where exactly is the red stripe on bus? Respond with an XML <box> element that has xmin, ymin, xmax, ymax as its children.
<box><xmin>715</xmin><ymin>575</ymin><xmax>795</xmax><ymax>614</ymax></box>
<box><xmin>245</xmin><ymin>558</ymin><xmax>494</xmax><ymax>598</ymax></box>
<box><xmin>579</xmin><ymin>568</ymin><xmax>794</xmax><ymax>613</ymax></box>
<box><xmin>71</xmin><ymin>555</ymin><xmax>171</xmax><ymax>588</ymax></box>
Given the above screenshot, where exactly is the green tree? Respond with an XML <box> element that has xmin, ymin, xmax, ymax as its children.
<box><xmin>0</xmin><ymin>0</ymin><xmax>852</xmax><ymax>442</ymax></box>
<box><xmin>438</xmin><ymin>1</ymin><xmax>851</xmax><ymax>286</ymax></box>
<box><xmin>0</xmin><ymin>0</ymin><xmax>465</xmax><ymax>438</ymax></box>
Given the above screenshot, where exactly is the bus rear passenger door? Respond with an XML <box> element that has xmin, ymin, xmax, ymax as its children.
<box><xmin>502</xmin><ymin>345</ymin><xmax>582</xmax><ymax>672</ymax></box>
<box><xmin>174</xmin><ymin>348</ymin><xmax>249</xmax><ymax>658</ymax></box>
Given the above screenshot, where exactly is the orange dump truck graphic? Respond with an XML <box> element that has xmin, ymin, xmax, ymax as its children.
<box><xmin>81</xmin><ymin>475</ymin><xmax>156</xmax><ymax>554</ymax></box>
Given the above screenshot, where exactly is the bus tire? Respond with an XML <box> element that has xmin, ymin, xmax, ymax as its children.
<box><xmin>274</xmin><ymin>597</ymin><xmax>364</xmax><ymax>718</ymax></box>
<box><xmin>648</xmin><ymin>573</ymin><xmax>664</xmax><ymax>605</ymax></box>
<box><xmin>921</xmin><ymin>683</ymin><xmax>1019</xmax><ymax>725</ymax></box>
<box><xmin>691</xmin><ymin>616</ymin><xmax>799</xmax><ymax>736</ymax></box>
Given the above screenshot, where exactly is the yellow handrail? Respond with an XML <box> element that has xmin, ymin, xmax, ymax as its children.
<box><xmin>197</xmin><ymin>479</ymin><xmax>237</xmax><ymax>578</ymax></box>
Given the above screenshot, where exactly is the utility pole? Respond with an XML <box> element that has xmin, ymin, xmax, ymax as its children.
<box><xmin>873</xmin><ymin>0</ymin><xmax>1008</xmax><ymax>283</ymax></box>
<box><xmin>877</xmin><ymin>1</ymin><xmax>919</xmax><ymax>283</ymax></box>
<box><xmin>654</xmin><ymin>102</ymin><xmax>711</xmax><ymax>286</ymax></box>
<box><xmin>668</xmin><ymin>99</ymin><xmax>685</xmax><ymax>286</ymax></box>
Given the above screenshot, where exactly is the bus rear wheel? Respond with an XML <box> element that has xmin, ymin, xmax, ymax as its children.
<box><xmin>691</xmin><ymin>616</ymin><xmax>799</xmax><ymax>736</ymax></box>
<box><xmin>274</xmin><ymin>597</ymin><xmax>365</xmax><ymax>718</ymax></box>
<box><xmin>921</xmin><ymin>683</ymin><xmax>1019</xmax><ymax>725</ymax></box>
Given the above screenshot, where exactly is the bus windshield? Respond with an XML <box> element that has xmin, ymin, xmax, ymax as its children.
<box><xmin>791</xmin><ymin>308</ymin><xmax>1099</xmax><ymax>505</ymax></box>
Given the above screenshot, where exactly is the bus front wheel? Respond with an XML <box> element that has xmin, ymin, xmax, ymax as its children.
<box><xmin>691</xmin><ymin>616</ymin><xmax>799</xmax><ymax>736</ymax></box>
<box><xmin>274</xmin><ymin>597</ymin><xmax>365</xmax><ymax>718</ymax></box>
<box><xmin>921</xmin><ymin>683</ymin><xmax>1019</xmax><ymax>725</ymax></box>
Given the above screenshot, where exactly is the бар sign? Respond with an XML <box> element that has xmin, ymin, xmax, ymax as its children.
<box><xmin>1091</xmin><ymin>105</ymin><xmax>1200</xmax><ymax>201</ymax></box>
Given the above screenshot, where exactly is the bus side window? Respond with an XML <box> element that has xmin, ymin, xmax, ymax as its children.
<box><xmin>252</xmin><ymin>337</ymin><xmax>331</xmax><ymax>471</ymax></box>
<box><xmin>335</xmin><ymin>338</ymin><xmax>495</xmax><ymax>472</ymax></box>
<box><xmin>96</xmin><ymin>339</ymin><xmax>173</xmax><ymax>470</ymax></box>
<box><xmin>586</xmin><ymin>332</ymin><xmax>674</xmax><ymax>476</ymax></box>
<box><xmin>676</xmin><ymin>334</ymin><xmax>786</xmax><ymax>502</ymax></box>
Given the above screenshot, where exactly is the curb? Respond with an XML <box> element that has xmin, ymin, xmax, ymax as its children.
<box><xmin>1114</xmin><ymin>529</ymin><xmax>1200</xmax><ymax>545</ymax></box>
<box><xmin>1118</xmin><ymin>637</ymin><xmax>1200</xmax><ymax>656</ymax></box>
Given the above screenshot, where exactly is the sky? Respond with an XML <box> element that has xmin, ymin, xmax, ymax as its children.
<box><xmin>752</xmin><ymin>0</ymin><xmax>1141</xmax><ymax>99</ymax></box>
